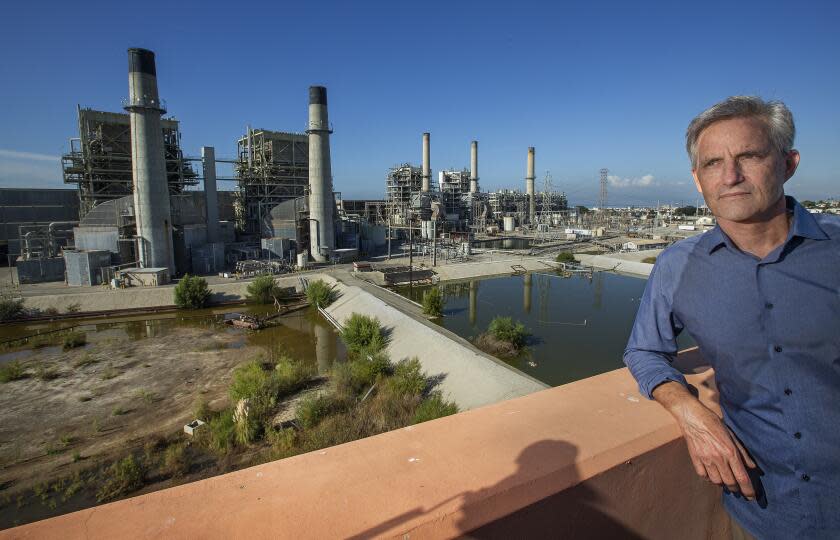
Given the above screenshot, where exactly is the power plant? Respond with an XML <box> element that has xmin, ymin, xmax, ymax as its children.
<box><xmin>10</xmin><ymin>45</ymin><xmax>676</xmax><ymax>289</ymax></box>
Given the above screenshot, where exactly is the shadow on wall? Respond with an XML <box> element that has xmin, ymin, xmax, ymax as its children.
<box><xmin>346</xmin><ymin>440</ymin><xmax>642</xmax><ymax>539</ymax></box>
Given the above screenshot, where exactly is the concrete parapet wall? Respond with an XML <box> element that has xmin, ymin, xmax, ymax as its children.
<box><xmin>575</xmin><ymin>254</ymin><xmax>655</xmax><ymax>278</ymax></box>
<box><xmin>4</xmin><ymin>353</ymin><xmax>727</xmax><ymax>539</ymax></box>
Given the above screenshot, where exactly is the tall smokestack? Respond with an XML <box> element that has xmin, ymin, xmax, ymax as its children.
<box><xmin>202</xmin><ymin>146</ymin><xmax>220</xmax><ymax>244</ymax></box>
<box><xmin>526</xmin><ymin>147</ymin><xmax>536</xmax><ymax>224</ymax></box>
<box><xmin>307</xmin><ymin>86</ymin><xmax>335</xmax><ymax>263</ymax></box>
<box><xmin>421</xmin><ymin>132</ymin><xmax>430</xmax><ymax>193</ymax></box>
<box><xmin>470</xmin><ymin>140</ymin><xmax>478</xmax><ymax>194</ymax></box>
<box><xmin>125</xmin><ymin>48</ymin><xmax>174</xmax><ymax>273</ymax></box>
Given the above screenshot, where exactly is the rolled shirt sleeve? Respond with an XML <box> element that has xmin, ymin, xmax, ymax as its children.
<box><xmin>623</xmin><ymin>255</ymin><xmax>689</xmax><ymax>399</ymax></box>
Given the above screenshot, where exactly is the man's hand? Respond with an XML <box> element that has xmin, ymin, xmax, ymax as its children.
<box><xmin>652</xmin><ymin>381</ymin><xmax>757</xmax><ymax>499</ymax></box>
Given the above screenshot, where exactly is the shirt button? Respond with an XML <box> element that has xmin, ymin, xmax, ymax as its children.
<box><xmin>774</xmin><ymin>346</ymin><xmax>783</xmax><ymax>353</ymax></box>
<box><xmin>765</xmin><ymin>302</ymin><xmax>774</xmax><ymax>309</ymax></box>
<box><xmin>801</xmin><ymin>474</ymin><xmax>810</xmax><ymax>482</ymax></box>
<box><xmin>794</xmin><ymin>432</ymin><xmax>802</xmax><ymax>439</ymax></box>
<box><xmin>784</xmin><ymin>388</ymin><xmax>792</xmax><ymax>395</ymax></box>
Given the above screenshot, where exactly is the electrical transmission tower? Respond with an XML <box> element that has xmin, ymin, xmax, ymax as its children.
<box><xmin>538</xmin><ymin>170</ymin><xmax>554</xmax><ymax>223</ymax></box>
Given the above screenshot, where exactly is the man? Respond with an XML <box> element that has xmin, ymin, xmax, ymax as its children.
<box><xmin>624</xmin><ymin>96</ymin><xmax>839</xmax><ymax>539</ymax></box>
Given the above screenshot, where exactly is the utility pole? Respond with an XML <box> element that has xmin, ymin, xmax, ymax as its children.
<box><xmin>409</xmin><ymin>223</ymin><xmax>413</xmax><ymax>290</ymax></box>
<box><xmin>387</xmin><ymin>217</ymin><xmax>392</xmax><ymax>260</ymax></box>
<box><xmin>432</xmin><ymin>220</ymin><xmax>437</xmax><ymax>267</ymax></box>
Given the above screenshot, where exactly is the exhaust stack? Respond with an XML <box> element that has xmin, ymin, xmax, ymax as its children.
<box><xmin>307</xmin><ymin>86</ymin><xmax>336</xmax><ymax>263</ymax></box>
<box><xmin>470</xmin><ymin>141</ymin><xmax>478</xmax><ymax>194</ymax></box>
<box><xmin>526</xmin><ymin>147</ymin><xmax>536</xmax><ymax>224</ymax></box>
<box><xmin>421</xmin><ymin>132</ymin><xmax>430</xmax><ymax>193</ymax></box>
<box><xmin>125</xmin><ymin>48</ymin><xmax>174</xmax><ymax>273</ymax></box>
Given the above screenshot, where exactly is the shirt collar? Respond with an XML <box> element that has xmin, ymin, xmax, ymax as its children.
<box><xmin>701</xmin><ymin>196</ymin><xmax>828</xmax><ymax>255</ymax></box>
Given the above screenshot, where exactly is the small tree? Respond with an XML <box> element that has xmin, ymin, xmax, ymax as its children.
<box><xmin>306</xmin><ymin>279</ymin><xmax>336</xmax><ymax>308</ymax></box>
<box><xmin>555</xmin><ymin>252</ymin><xmax>575</xmax><ymax>264</ymax></box>
<box><xmin>246</xmin><ymin>275</ymin><xmax>282</xmax><ymax>304</ymax></box>
<box><xmin>341</xmin><ymin>313</ymin><xmax>386</xmax><ymax>354</ymax></box>
<box><xmin>488</xmin><ymin>316</ymin><xmax>529</xmax><ymax>349</ymax></box>
<box><xmin>421</xmin><ymin>287</ymin><xmax>443</xmax><ymax>317</ymax></box>
<box><xmin>174</xmin><ymin>274</ymin><xmax>211</xmax><ymax>309</ymax></box>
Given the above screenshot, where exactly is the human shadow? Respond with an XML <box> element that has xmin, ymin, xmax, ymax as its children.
<box><xmin>345</xmin><ymin>439</ymin><xmax>643</xmax><ymax>539</ymax></box>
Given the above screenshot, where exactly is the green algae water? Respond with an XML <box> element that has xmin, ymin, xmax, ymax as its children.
<box><xmin>397</xmin><ymin>271</ymin><xmax>693</xmax><ymax>387</ymax></box>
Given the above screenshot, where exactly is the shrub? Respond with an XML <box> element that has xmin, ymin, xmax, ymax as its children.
<box><xmin>273</xmin><ymin>358</ymin><xmax>314</xmax><ymax>397</ymax></box>
<box><xmin>297</xmin><ymin>394</ymin><xmax>344</xmax><ymax>429</ymax></box>
<box><xmin>0</xmin><ymin>297</ymin><xmax>24</xmax><ymax>322</ymax></box>
<box><xmin>35</xmin><ymin>363</ymin><xmax>60</xmax><ymax>381</ymax></box>
<box><xmin>43</xmin><ymin>307</ymin><xmax>60</xmax><ymax>317</ymax></box>
<box><xmin>414</xmin><ymin>391</ymin><xmax>458</xmax><ymax>424</ymax></box>
<box><xmin>488</xmin><ymin>316</ymin><xmax>529</xmax><ymax>349</ymax></box>
<box><xmin>96</xmin><ymin>455</ymin><xmax>144</xmax><ymax>502</ymax></box>
<box><xmin>421</xmin><ymin>287</ymin><xmax>444</xmax><ymax>317</ymax></box>
<box><xmin>246</xmin><ymin>275</ymin><xmax>282</xmax><ymax>304</ymax></box>
<box><xmin>162</xmin><ymin>443</ymin><xmax>190</xmax><ymax>477</ymax></box>
<box><xmin>65</xmin><ymin>302</ymin><xmax>81</xmax><ymax>314</ymax></box>
<box><xmin>0</xmin><ymin>360</ymin><xmax>26</xmax><ymax>383</ymax></box>
<box><xmin>193</xmin><ymin>397</ymin><xmax>211</xmax><ymax>421</ymax></box>
<box><xmin>206</xmin><ymin>410</ymin><xmax>236</xmax><ymax>454</ymax></box>
<box><xmin>333</xmin><ymin>351</ymin><xmax>391</xmax><ymax>397</ymax></box>
<box><xmin>305</xmin><ymin>279</ymin><xmax>336</xmax><ymax>308</ymax></box>
<box><xmin>555</xmin><ymin>251</ymin><xmax>576</xmax><ymax>264</ymax></box>
<box><xmin>229</xmin><ymin>361</ymin><xmax>270</xmax><ymax>403</ymax></box>
<box><xmin>62</xmin><ymin>331</ymin><xmax>86</xmax><ymax>350</ymax></box>
<box><xmin>387</xmin><ymin>358</ymin><xmax>426</xmax><ymax>397</ymax></box>
<box><xmin>341</xmin><ymin>313</ymin><xmax>386</xmax><ymax>354</ymax></box>
<box><xmin>174</xmin><ymin>274</ymin><xmax>211</xmax><ymax>309</ymax></box>
<box><xmin>641</xmin><ymin>256</ymin><xmax>657</xmax><ymax>264</ymax></box>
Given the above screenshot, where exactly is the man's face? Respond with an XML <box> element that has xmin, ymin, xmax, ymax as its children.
<box><xmin>692</xmin><ymin>116</ymin><xmax>799</xmax><ymax>223</ymax></box>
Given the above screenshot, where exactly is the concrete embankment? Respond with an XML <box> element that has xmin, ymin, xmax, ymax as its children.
<box><xmin>432</xmin><ymin>257</ymin><xmax>560</xmax><ymax>281</ymax></box>
<box><xmin>319</xmin><ymin>274</ymin><xmax>548</xmax><ymax>411</ymax></box>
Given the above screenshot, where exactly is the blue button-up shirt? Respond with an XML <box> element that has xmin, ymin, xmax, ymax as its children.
<box><xmin>624</xmin><ymin>197</ymin><xmax>840</xmax><ymax>539</ymax></box>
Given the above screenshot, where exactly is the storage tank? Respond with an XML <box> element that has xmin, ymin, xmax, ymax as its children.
<box><xmin>503</xmin><ymin>216</ymin><xmax>516</xmax><ymax>232</ymax></box>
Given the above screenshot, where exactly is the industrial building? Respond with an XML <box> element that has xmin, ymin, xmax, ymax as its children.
<box><xmin>61</xmin><ymin>108</ymin><xmax>197</xmax><ymax>219</ymax></box>
<box><xmin>234</xmin><ymin>129</ymin><xmax>308</xmax><ymax>236</ymax></box>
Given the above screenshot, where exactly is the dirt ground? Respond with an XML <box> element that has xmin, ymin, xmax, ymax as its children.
<box><xmin>0</xmin><ymin>325</ymin><xmax>259</xmax><ymax>502</ymax></box>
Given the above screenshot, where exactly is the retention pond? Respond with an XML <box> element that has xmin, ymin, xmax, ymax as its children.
<box><xmin>397</xmin><ymin>271</ymin><xmax>692</xmax><ymax>387</ymax></box>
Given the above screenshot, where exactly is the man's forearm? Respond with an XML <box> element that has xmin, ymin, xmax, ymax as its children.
<box><xmin>651</xmin><ymin>380</ymin><xmax>703</xmax><ymax>422</ymax></box>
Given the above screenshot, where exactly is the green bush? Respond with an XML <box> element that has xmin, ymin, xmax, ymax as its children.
<box><xmin>334</xmin><ymin>352</ymin><xmax>391</xmax><ymax>396</ymax></box>
<box><xmin>341</xmin><ymin>313</ymin><xmax>386</xmax><ymax>354</ymax></box>
<box><xmin>174</xmin><ymin>274</ymin><xmax>211</xmax><ymax>309</ymax></box>
<box><xmin>229</xmin><ymin>361</ymin><xmax>271</xmax><ymax>403</ymax></box>
<box><xmin>555</xmin><ymin>251</ymin><xmax>576</xmax><ymax>264</ymax></box>
<box><xmin>421</xmin><ymin>287</ymin><xmax>444</xmax><ymax>317</ymax></box>
<box><xmin>488</xmin><ymin>316</ymin><xmax>529</xmax><ymax>349</ymax></box>
<box><xmin>35</xmin><ymin>363</ymin><xmax>60</xmax><ymax>381</ymax></box>
<box><xmin>96</xmin><ymin>455</ymin><xmax>144</xmax><ymax>502</ymax></box>
<box><xmin>206</xmin><ymin>410</ymin><xmax>236</xmax><ymax>454</ymax></box>
<box><xmin>62</xmin><ymin>331</ymin><xmax>86</xmax><ymax>350</ymax></box>
<box><xmin>162</xmin><ymin>443</ymin><xmax>190</xmax><ymax>477</ymax></box>
<box><xmin>641</xmin><ymin>256</ymin><xmax>657</xmax><ymax>264</ymax></box>
<box><xmin>273</xmin><ymin>357</ymin><xmax>314</xmax><ymax>397</ymax></box>
<box><xmin>0</xmin><ymin>298</ymin><xmax>24</xmax><ymax>322</ymax></box>
<box><xmin>0</xmin><ymin>360</ymin><xmax>26</xmax><ymax>383</ymax></box>
<box><xmin>246</xmin><ymin>275</ymin><xmax>282</xmax><ymax>304</ymax></box>
<box><xmin>305</xmin><ymin>279</ymin><xmax>335</xmax><ymax>308</ymax></box>
<box><xmin>387</xmin><ymin>358</ymin><xmax>426</xmax><ymax>397</ymax></box>
<box><xmin>414</xmin><ymin>391</ymin><xmax>459</xmax><ymax>424</ymax></box>
<box><xmin>297</xmin><ymin>394</ymin><xmax>345</xmax><ymax>429</ymax></box>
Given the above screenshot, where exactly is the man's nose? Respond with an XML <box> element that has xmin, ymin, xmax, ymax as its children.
<box><xmin>720</xmin><ymin>158</ymin><xmax>744</xmax><ymax>186</ymax></box>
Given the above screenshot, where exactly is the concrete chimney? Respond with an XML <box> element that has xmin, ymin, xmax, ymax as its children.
<box><xmin>125</xmin><ymin>48</ymin><xmax>174</xmax><ymax>273</ymax></box>
<box><xmin>201</xmin><ymin>146</ymin><xmax>220</xmax><ymax>244</ymax></box>
<box><xmin>307</xmin><ymin>86</ymin><xmax>335</xmax><ymax>263</ymax></box>
<box><xmin>421</xmin><ymin>132</ymin><xmax>430</xmax><ymax>193</ymax></box>
<box><xmin>470</xmin><ymin>140</ymin><xmax>478</xmax><ymax>194</ymax></box>
<box><xmin>526</xmin><ymin>147</ymin><xmax>536</xmax><ymax>224</ymax></box>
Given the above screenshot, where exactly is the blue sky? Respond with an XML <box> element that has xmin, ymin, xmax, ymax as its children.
<box><xmin>1</xmin><ymin>1</ymin><xmax>838</xmax><ymax>206</ymax></box>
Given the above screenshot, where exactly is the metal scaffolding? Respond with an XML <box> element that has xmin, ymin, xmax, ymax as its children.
<box><xmin>62</xmin><ymin>107</ymin><xmax>197</xmax><ymax>219</ymax></box>
<box><xmin>385</xmin><ymin>164</ymin><xmax>423</xmax><ymax>224</ymax></box>
<box><xmin>234</xmin><ymin>128</ymin><xmax>309</xmax><ymax>234</ymax></box>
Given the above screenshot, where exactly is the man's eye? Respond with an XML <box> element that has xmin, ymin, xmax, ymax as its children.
<box><xmin>704</xmin><ymin>159</ymin><xmax>720</xmax><ymax>168</ymax></box>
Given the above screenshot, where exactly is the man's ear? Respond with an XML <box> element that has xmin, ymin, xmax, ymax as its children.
<box><xmin>692</xmin><ymin>170</ymin><xmax>703</xmax><ymax>194</ymax></box>
<box><xmin>783</xmin><ymin>150</ymin><xmax>800</xmax><ymax>183</ymax></box>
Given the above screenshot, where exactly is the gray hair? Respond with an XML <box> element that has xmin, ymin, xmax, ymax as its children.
<box><xmin>685</xmin><ymin>96</ymin><xmax>795</xmax><ymax>169</ymax></box>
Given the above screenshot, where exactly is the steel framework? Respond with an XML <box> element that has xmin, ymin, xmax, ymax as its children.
<box><xmin>62</xmin><ymin>107</ymin><xmax>197</xmax><ymax>219</ymax></box>
<box><xmin>234</xmin><ymin>128</ymin><xmax>309</xmax><ymax>234</ymax></box>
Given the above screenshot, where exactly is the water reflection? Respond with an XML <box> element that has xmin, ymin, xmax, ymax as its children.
<box><xmin>397</xmin><ymin>272</ymin><xmax>694</xmax><ymax>387</ymax></box>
